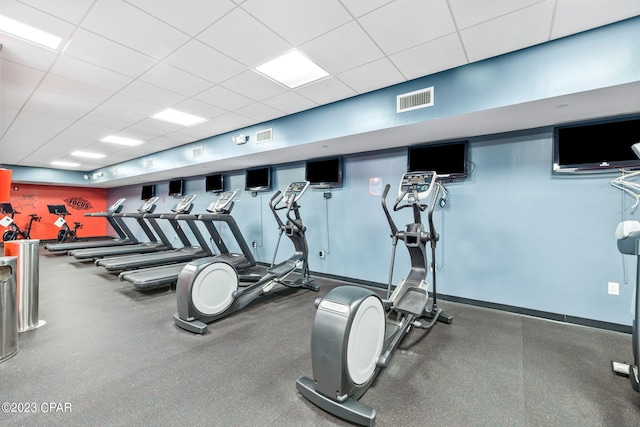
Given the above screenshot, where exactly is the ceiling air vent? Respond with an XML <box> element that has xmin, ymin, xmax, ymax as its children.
<box><xmin>397</xmin><ymin>86</ymin><xmax>434</xmax><ymax>113</ymax></box>
<box><xmin>113</xmin><ymin>167</ymin><xmax>119</xmax><ymax>177</ymax></box>
<box><xmin>256</xmin><ymin>128</ymin><xmax>273</xmax><ymax>143</ymax></box>
<box><xmin>192</xmin><ymin>146</ymin><xmax>203</xmax><ymax>158</ymax></box>
<box><xmin>145</xmin><ymin>159</ymin><xmax>154</xmax><ymax>168</ymax></box>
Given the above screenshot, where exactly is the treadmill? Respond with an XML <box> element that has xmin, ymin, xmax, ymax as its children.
<box><xmin>68</xmin><ymin>197</ymin><xmax>169</xmax><ymax>260</ymax></box>
<box><xmin>95</xmin><ymin>194</ymin><xmax>210</xmax><ymax>272</ymax></box>
<box><xmin>44</xmin><ymin>198</ymin><xmax>136</xmax><ymax>252</ymax></box>
<box><xmin>118</xmin><ymin>190</ymin><xmax>256</xmax><ymax>290</ymax></box>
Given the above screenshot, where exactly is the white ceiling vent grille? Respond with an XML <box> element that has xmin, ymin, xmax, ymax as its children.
<box><xmin>192</xmin><ymin>146</ymin><xmax>203</xmax><ymax>158</ymax></box>
<box><xmin>397</xmin><ymin>86</ymin><xmax>434</xmax><ymax>113</ymax></box>
<box><xmin>113</xmin><ymin>167</ymin><xmax>119</xmax><ymax>177</ymax></box>
<box><xmin>256</xmin><ymin>128</ymin><xmax>273</xmax><ymax>143</ymax></box>
<box><xmin>145</xmin><ymin>159</ymin><xmax>154</xmax><ymax>168</ymax></box>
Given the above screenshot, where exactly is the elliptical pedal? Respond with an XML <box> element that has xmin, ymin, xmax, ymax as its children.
<box><xmin>394</xmin><ymin>287</ymin><xmax>428</xmax><ymax>317</ymax></box>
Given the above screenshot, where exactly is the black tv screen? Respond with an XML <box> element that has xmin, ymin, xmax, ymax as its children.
<box><xmin>554</xmin><ymin>116</ymin><xmax>640</xmax><ymax>173</ymax></box>
<box><xmin>408</xmin><ymin>141</ymin><xmax>468</xmax><ymax>181</ymax></box>
<box><xmin>306</xmin><ymin>157</ymin><xmax>342</xmax><ymax>188</ymax></box>
<box><xmin>205</xmin><ymin>174</ymin><xmax>224</xmax><ymax>192</ymax></box>
<box><xmin>245</xmin><ymin>167</ymin><xmax>271</xmax><ymax>192</ymax></box>
<box><xmin>168</xmin><ymin>179</ymin><xmax>183</xmax><ymax>196</ymax></box>
<box><xmin>141</xmin><ymin>185</ymin><xmax>155</xmax><ymax>200</ymax></box>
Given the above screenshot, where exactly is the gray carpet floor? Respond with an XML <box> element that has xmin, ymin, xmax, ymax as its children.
<box><xmin>1</xmin><ymin>245</ymin><xmax>639</xmax><ymax>426</ymax></box>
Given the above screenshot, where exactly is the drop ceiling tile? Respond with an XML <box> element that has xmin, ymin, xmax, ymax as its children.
<box><xmin>49</xmin><ymin>56</ymin><xmax>132</xmax><ymax>93</ymax></box>
<box><xmin>0</xmin><ymin>37</ymin><xmax>58</xmax><ymax>71</ymax></box>
<box><xmin>80</xmin><ymin>110</ymin><xmax>138</xmax><ymax>133</ymax></box>
<box><xmin>340</xmin><ymin>0</ymin><xmax>395</xmax><ymax>18</ymax></box>
<box><xmin>449</xmin><ymin>0</ymin><xmax>544</xmax><ymax>29</ymax></box>
<box><xmin>358</xmin><ymin>0</ymin><xmax>456</xmax><ymax>55</ymax></box>
<box><xmin>90</xmin><ymin>103</ymin><xmax>151</xmax><ymax>124</ymax></box>
<box><xmin>171</xmin><ymin>98</ymin><xmax>227</xmax><ymax>120</ymax></box>
<box><xmin>261</xmin><ymin>91</ymin><xmax>318</xmax><ymax>115</ymax></box>
<box><xmin>9</xmin><ymin>110</ymin><xmax>74</xmax><ymax>138</ymax></box>
<box><xmin>242</xmin><ymin>0</ymin><xmax>352</xmax><ymax>45</ymax></box>
<box><xmin>138</xmin><ymin>62</ymin><xmax>214</xmax><ymax>97</ymax></box>
<box><xmin>119</xmin><ymin>80</ymin><xmax>187</xmax><ymax>107</ymax></box>
<box><xmin>461</xmin><ymin>1</ymin><xmax>555</xmax><ymax>63</ymax></box>
<box><xmin>197</xmin><ymin>8</ymin><xmax>291</xmax><ymax>67</ymax></box>
<box><xmin>81</xmin><ymin>0</ymin><xmax>190</xmax><ymax>60</ymax></box>
<box><xmin>194</xmin><ymin>86</ymin><xmax>253</xmax><ymax>111</ymax></box>
<box><xmin>163</xmin><ymin>39</ymin><xmax>247</xmax><ymax>84</ymax></box>
<box><xmin>301</xmin><ymin>21</ymin><xmax>384</xmax><ymax>75</ymax></box>
<box><xmin>0</xmin><ymin>0</ymin><xmax>77</xmax><ymax>40</ymax></box>
<box><xmin>124</xmin><ymin>0</ymin><xmax>237</xmax><ymax>36</ymax></box>
<box><xmin>295</xmin><ymin>76</ymin><xmax>357</xmax><ymax>105</ymax></box>
<box><xmin>102</xmin><ymin>93</ymin><xmax>164</xmax><ymax>117</ymax></box>
<box><xmin>221</xmin><ymin>71</ymin><xmax>288</xmax><ymax>101</ymax></box>
<box><xmin>1</xmin><ymin>60</ymin><xmax>45</xmax><ymax>86</ymax></box>
<box><xmin>338</xmin><ymin>58</ymin><xmax>405</xmax><ymax>94</ymax></box>
<box><xmin>551</xmin><ymin>0</ymin><xmax>640</xmax><ymax>39</ymax></box>
<box><xmin>29</xmin><ymin>88</ymin><xmax>99</xmax><ymax>115</ymax></box>
<box><xmin>22</xmin><ymin>99</ymin><xmax>87</xmax><ymax>121</ymax></box>
<box><xmin>64</xmin><ymin>29</ymin><xmax>157</xmax><ymax>78</ymax></box>
<box><xmin>234</xmin><ymin>102</ymin><xmax>284</xmax><ymax>122</ymax></box>
<box><xmin>40</xmin><ymin>74</ymin><xmax>114</xmax><ymax>104</ymax></box>
<box><xmin>390</xmin><ymin>33</ymin><xmax>468</xmax><ymax>80</ymax></box>
<box><xmin>120</xmin><ymin>121</ymin><xmax>182</xmax><ymax>140</ymax></box>
<box><xmin>18</xmin><ymin>0</ymin><xmax>96</xmax><ymax>24</ymax></box>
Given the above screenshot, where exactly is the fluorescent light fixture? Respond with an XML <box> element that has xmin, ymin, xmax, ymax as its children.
<box><xmin>152</xmin><ymin>109</ymin><xmax>206</xmax><ymax>127</ymax></box>
<box><xmin>256</xmin><ymin>50</ymin><xmax>329</xmax><ymax>88</ymax></box>
<box><xmin>71</xmin><ymin>151</ymin><xmax>106</xmax><ymax>159</ymax></box>
<box><xmin>101</xmin><ymin>135</ymin><xmax>145</xmax><ymax>146</ymax></box>
<box><xmin>50</xmin><ymin>161</ymin><xmax>80</xmax><ymax>167</ymax></box>
<box><xmin>0</xmin><ymin>14</ymin><xmax>62</xmax><ymax>50</ymax></box>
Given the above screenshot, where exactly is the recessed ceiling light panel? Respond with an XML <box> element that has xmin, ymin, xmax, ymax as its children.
<box><xmin>255</xmin><ymin>50</ymin><xmax>329</xmax><ymax>88</ymax></box>
<box><xmin>152</xmin><ymin>109</ymin><xmax>206</xmax><ymax>127</ymax></box>
<box><xmin>50</xmin><ymin>161</ymin><xmax>80</xmax><ymax>167</ymax></box>
<box><xmin>101</xmin><ymin>135</ymin><xmax>145</xmax><ymax>146</ymax></box>
<box><xmin>71</xmin><ymin>151</ymin><xmax>106</xmax><ymax>159</ymax></box>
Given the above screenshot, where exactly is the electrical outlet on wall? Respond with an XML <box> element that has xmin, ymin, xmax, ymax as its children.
<box><xmin>608</xmin><ymin>282</ymin><xmax>619</xmax><ymax>295</ymax></box>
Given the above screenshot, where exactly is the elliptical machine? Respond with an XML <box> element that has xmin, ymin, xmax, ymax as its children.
<box><xmin>296</xmin><ymin>171</ymin><xmax>452</xmax><ymax>426</ymax></box>
<box><xmin>173</xmin><ymin>181</ymin><xmax>320</xmax><ymax>334</ymax></box>
<box><xmin>0</xmin><ymin>203</ymin><xmax>40</xmax><ymax>241</ymax></box>
<box><xmin>611</xmin><ymin>221</ymin><xmax>640</xmax><ymax>392</ymax></box>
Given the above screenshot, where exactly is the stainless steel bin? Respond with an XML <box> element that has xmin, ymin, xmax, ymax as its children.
<box><xmin>4</xmin><ymin>240</ymin><xmax>43</xmax><ymax>332</ymax></box>
<box><xmin>0</xmin><ymin>256</ymin><xmax>18</xmax><ymax>362</ymax></box>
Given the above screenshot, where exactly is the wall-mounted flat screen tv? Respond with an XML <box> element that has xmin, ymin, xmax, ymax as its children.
<box><xmin>168</xmin><ymin>179</ymin><xmax>183</xmax><ymax>196</ymax></box>
<box><xmin>306</xmin><ymin>157</ymin><xmax>342</xmax><ymax>188</ymax></box>
<box><xmin>245</xmin><ymin>166</ymin><xmax>271</xmax><ymax>192</ymax></box>
<box><xmin>141</xmin><ymin>184</ymin><xmax>155</xmax><ymax>200</ymax></box>
<box><xmin>408</xmin><ymin>140</ymin><xmax>468</xmax><ymax>181</ymax></box>
<box><xmin>553</xmin><ymin>116</ymin><xmax>640</xmax><ymax>173</ymax></box>
<box><xmin>205</xmin><ymin>173</ymin><xmax>224</xmax><ymax>192</ymax></box>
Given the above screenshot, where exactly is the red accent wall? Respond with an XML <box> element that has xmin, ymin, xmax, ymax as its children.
<box><xmin>3</xmin><ymin>183</ymin><xmax>107</xmax><ymax>241</ymax></box>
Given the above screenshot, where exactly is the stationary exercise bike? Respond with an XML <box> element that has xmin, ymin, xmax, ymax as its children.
<box><xmin>47</xmin><ymin>204</ymin><xmax>82</xmax><ymax>243</ymax></box>
<box><xmin>296</xmin><ymin>171</ymin><xmax>452</xmax><ymax>426</ymax></box>
<box><xmin>611</xmin><ymin>221</ymin><xmax>640</xmax><ymax>392</ymax></box>
<box><xmin>173</xmin><ymin>181</ymin><xmax>320</xmax><ymax>334</ymax></box>
<box><xmin>0</xmin><ymin>203</ymin><xmax>41</xmax><ymax>241</ymax></box>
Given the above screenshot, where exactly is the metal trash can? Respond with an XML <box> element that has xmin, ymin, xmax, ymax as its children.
<box><xmin>0</xmin><ymin>256</ymin><xmax>18</xmax><ymax>362</ymax></box>
<box><xmin>4</xmin><ymin>240</ymin><xmax>44</xmax><ymax>332</ymax></box>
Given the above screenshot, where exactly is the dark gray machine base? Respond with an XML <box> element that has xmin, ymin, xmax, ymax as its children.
<box><xmin>296</xmin><ymin>376</ymin><xmax>376</xmax><ymax>427</ymax></box>
<box><xmin>172</xmin><ymin>313</ymin><xmax>208</xmax><ymax>334</ymax></box>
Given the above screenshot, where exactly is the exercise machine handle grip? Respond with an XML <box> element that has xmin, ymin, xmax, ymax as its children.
<box><xmin>381</xmin><ymin>184</ymin><xmax>398</xmax><ymax>236</ymax></box>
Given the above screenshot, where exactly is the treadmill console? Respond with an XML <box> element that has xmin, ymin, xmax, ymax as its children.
<box><xmin>208</xmin><ymin>190</ymin><xmax>238</xmax><ymax>214</ymax></box>
<box><xmin>174</xmin><ymin>194</ymin><xmax>197</xmax><ymax>214</ymax></box>
<box><xmin>398</xmin><ymin>171</ymin><xmax>436</xmax><ymax>202</ymax></box>
<box><xmin>139</xmin><ymin>196</ymin><xmax>159</xmax><ymax>213</ymax></box>
<box><xmin>283</xmin><ymin>181</ymin><xmax>310</xmax><ymax>205</ymax></box>
<box><xmin>108</xmin><ymin>198</ymin><xmax>127</xmax><ymax>213</ymax></box>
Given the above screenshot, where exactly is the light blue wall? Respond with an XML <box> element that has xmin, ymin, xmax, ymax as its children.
<box><xmin>107</xmin><ymin>125</ymin><xmax>639</xmax><ymax>327</ymax></box>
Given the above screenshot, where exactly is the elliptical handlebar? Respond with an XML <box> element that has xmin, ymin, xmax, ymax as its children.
<box><xmin>381</xmin><ymin>184</ymin><xmax>399</xmax><ymax>237</ymax></box>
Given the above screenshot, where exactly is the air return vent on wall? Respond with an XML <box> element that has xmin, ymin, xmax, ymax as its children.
<box><xmin>397</xmin><ymin>86</ymin><xmax>434</xmax><ymax>113</ymax></box>
<box><xmin>192</xmin><ymin>146</ymin><xmax>203</xmax><ymax>158</ymax></box>
<box><xmin>256</xmin><ymin>128</ymin><xmax>272</xmax><ymax>143</ymax></box>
